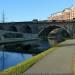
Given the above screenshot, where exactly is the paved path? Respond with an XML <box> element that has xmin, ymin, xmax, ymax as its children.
<box><xmin>22</xmin><ymin>39</ymin><xmax>75</xmax><ymax>75</ymax></box>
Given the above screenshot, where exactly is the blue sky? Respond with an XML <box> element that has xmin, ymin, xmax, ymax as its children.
<box><xmin>0</xmin><ymin>0</ymin><xmax>74</xmax><ymax>22</ymax></box>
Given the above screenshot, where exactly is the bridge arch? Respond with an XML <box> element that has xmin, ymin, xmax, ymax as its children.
<box><xmin>0</xmin><ymin>26</ymin><xmax>4</xmax><ymax>30</ymax></box>
<box><xmin>39</xmin><ymin>25</ymin><xmax>71</xmax><ymax>39</ymax></box>
<box><xmin>8</xmin><ymin>26</ymin><xmax>17</xmax><ymax>32</ymax></box>
<box><xmin>22</xmin><ymin>25</ymin><xmax>32</xmax><ymax>33</ymax></box>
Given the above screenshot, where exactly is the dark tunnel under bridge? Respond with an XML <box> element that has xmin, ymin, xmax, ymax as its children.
<box><xmin>39</xmin><ymin>25</ymin><xmax>71</xmax><ymax>39</ymax></box>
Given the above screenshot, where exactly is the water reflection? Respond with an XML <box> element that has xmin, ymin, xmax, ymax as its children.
<box><xmin>0</xmin><ymin>51</ymin><xmax>32</xmax><ymax>71</ymax></box>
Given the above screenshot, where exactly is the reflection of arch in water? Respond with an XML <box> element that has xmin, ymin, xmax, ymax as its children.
<box><xmin>39</xmin><ymin>25</ymin><xmax>71</xmax><ymax>38</ymax></box>
<box><xmin>8</xmin><ymin>26</ymin><xmax>17</xmax><ymax>32</ymax></box>
<box><xmin>22</xmin><ymin>25</ymin><xmax>32</xmax><ymax>33</ymax></box>
<box><xmin>0</xmin><ymin>26</ymin><xmax>4</xmax><ymax>30</ymax></box>
<box><xmin>23</xmin><ymin>44</ymin><xmax>32</xmax><ymax>50</ymax></box>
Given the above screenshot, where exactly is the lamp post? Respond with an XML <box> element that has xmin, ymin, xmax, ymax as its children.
<box><xmin>2</xmin><ymin>10</ymin><xmax>5</xmax><ymax>23</ymax></box>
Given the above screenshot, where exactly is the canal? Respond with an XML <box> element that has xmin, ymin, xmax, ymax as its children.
<box><xmin>0</xmin><ymin>39</ymin><xmax>57</xmax><ymax>71</ymax></box>
<box><xmin>0</xmin><ymin>51</ymin><xmax>32</xmax><ymax>71</ymax></box>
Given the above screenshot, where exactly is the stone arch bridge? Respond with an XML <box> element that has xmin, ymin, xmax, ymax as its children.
<box><xmin>0</xmin><ymin>20</ymin><xmax>75</xmax><ymax>38</ymax></box>
<box><xmin>0</xmin><ymin>20</ymin><xmax>74</xmax><ymax>53</ymax></box>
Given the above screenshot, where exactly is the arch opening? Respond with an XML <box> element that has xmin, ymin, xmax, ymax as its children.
<box><xmin>39</xmin><ymin>25</ymin><xmax>71</xmax><ymax>39</ymax></box>
<box><xmin>22</xmin><ymin>26</ymin><xmax>32</xmax><ymax>33</ymax></box>
<box><xmin>0</xmin><ymin>26</ymin><xmax>4</xmax><ymax>30</ymax></box>
<box><xmin>8</xmin><ymin>26</ymin><xmax>17</xmax><ymax>32</ymax></box>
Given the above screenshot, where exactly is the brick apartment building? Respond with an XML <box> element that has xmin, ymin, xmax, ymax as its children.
<box><xmin>48</xmin><ymin>5</ymin><xmax>75</xmax><ymax>20</ymax></box>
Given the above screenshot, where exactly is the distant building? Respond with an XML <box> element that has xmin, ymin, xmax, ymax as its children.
<box><xmin>48</xmin><ymin>5</ymin><xmax>75</xmax><ymax>20</ymax></box>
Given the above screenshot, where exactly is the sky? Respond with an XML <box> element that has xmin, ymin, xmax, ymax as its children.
<box><xmin>0</xmin><ymin>0</ymin><xmax>74</xmax><ymax>22</ymax></box>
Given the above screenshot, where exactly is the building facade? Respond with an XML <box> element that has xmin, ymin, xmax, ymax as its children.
<box><xmin>48</xmin><ymin>5</ymin><xmax>75</xmax><ymax>20</ymax></box>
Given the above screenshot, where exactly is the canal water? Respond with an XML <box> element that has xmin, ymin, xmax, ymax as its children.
<box><xmin>0</xmin><ymin>39</ymin><xmax>55</xmax><ymax>71</ymax></box>
<box><xmin>0</xmin><ymin>51</ymin><xmax>32</xmax><ymax>71</ymax></box>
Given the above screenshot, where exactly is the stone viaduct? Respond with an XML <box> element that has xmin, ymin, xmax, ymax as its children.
<box><xmin>0</xmin><ymin>19</ymin><xmax>75</xmax><ymax>37</ymax></box>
